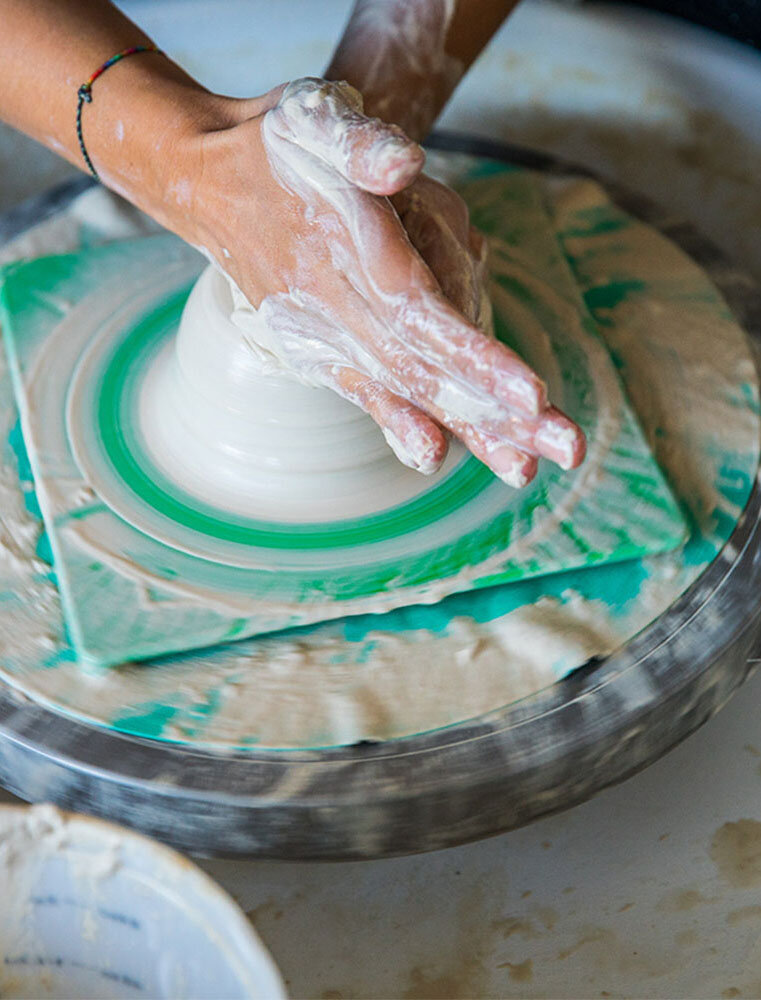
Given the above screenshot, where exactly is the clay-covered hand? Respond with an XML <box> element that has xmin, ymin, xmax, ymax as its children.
<box><xmin>190</xmin><ymin>78</ymin><xmax>586</xmax><ymax>485</ymax></box>
<box><xmin>392</xmin><ymin>172</ymin><xmax>491</xmax><ymax>334</ymax></box>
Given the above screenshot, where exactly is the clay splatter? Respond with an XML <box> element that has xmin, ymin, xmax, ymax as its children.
<box><xmin>711</xmin><ymin>820</ymin><xmax>761</xmax><ymax>888</ymax></box>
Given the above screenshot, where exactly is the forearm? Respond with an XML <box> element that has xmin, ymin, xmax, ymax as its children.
<box><xmin>325</xmin><ymin>0</ymin><xmax>520</xmax><ymax>141</ymax></box>
<box><xmin>0</xmin><ymin>0</ymin><xmax>231</xmax><ymax>232</ymax></box>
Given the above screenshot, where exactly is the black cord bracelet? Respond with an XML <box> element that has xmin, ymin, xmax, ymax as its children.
<box><xmin>76</xmin><ymin>45</ymin><xmax>163</xmax><ymax>180</ymax></box>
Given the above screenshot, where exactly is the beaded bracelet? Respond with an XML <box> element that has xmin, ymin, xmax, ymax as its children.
<box><xmin>76</xmin><ymin>45</ymin><xmax>164</xmax><ymax>180</ymax></box>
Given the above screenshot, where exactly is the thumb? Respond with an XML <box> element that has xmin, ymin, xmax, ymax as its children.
<box><xmin>271</xmin><ymin>77</ymin><xmax>425</xmax><ymax>196</ymax></box>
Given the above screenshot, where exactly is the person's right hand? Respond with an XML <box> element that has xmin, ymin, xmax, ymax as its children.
<box><xmin>180</xmin><ymin>78</ymin><xmax>586</xmax><ymax>485</ymax></box>
<box><xmin>392</xmin><ymin>171</ymin><xmax>492</xmax><ymax>335</ymax></box>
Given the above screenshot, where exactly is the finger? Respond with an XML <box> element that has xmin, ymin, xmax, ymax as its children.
<box><xmin>328</xmin><ymin>366</ymin><xmax>449</xmax><ymax>474</ymax></box>
<box><xmin>315</xmin><ymin>192</ymin><xmax>543</xmax><ymax>419</ymax></box>
<box><xmin>385</xmin><ymin>362</ymin><xmax>583</xmax><ymax>481</ymax></box>
<box><xmin>343</xmin><ymin>119</ymin><xmax>425</xmax><ymax>196</ymax></box>
<box><xmin>394</xmin><ymin>175</ymin><xmax>472</xmax><ymax>247</ymax></box>
<box><xmin>338</xmin><ymin>281</ymin><xmax>549</xmax><ymax>434</ymax></box>
<box><xmin>411</xmin><ymin>394</ymin><xmax>540</xmax><ymax>485</ymax></box>
<box><xmin>394</xmin><ymin>291</ymin><xmax>548</xmax><ymax>418</ymax></box>
<box><xmin>467</xmin><ymin>226</ymin><xmax>492</xmax><ymax>332</ymax></box>
<box><xmin>534</xmin><ymin>406</ymin><xmax>587</xmax><ymax>470</ymax></box>
<box><xmin>273</xmin><ymin>78</ymin><xmax>424</xmax><ymax>196</ymax></box>
<box><xmin>451</xmin><ymin>406</ymin><xmax>586</xmax><ymax>472</ymax></box>
<box><xmin>455</xmin><ymin>423</ymin><xmax>539</xmax><ymax>488</ymax></box>
<box><xmin>446</xmin><ymin>405</ymin><xmax>586</xmax><ymax>471</ymax></box>
<box><xmin>237</xmin><ymin>83</ymin><xmax>288</xmax><ymax>117</ymax></box>
<box><xmin>393</xmin><ymin>181</ymin><xmax>482</xmax><ymax>323</ymax></box>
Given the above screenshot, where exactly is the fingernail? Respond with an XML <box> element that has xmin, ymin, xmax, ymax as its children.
<box><xmin>490</xmin><ymin>446</ymin><xmax>537</xmax><ymax>488</ymax></box>
<box><xmin>498</xmin><ymin>370</ymin><xmax>547</xmax><ymax>418</ymax></box>
<box><xmin>383</xmin><ymin>425</ymin><xmax>446</xmax><ymax>475</ymax></box>
<box><xmin>534</xmin><ymin>420</ymin><xmax>585</xmax><ymax>470</ymax></box>
<box><xmin>417</xmin><ymin>444</ymin><xmax>447</xmax><ymax>475</ymax></box>
<box><xmin>373</xmin><ymin>135</ymin><xmax>424</xmax><ymax>190</ymax></box>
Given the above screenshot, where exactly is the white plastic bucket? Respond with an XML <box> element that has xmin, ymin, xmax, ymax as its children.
<box><xmin>0</xmin><ymin>804</ymin><xmax>286</xmax><ymax>999</ymax></box>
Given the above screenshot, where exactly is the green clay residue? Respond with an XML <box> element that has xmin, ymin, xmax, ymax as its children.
<box><xmin>110</xmin><ymin>701</ymin><xmax>179</xmax><ymax>738</ymax></box>
<box><xmin>583</xmin><ymin>279</ymin><xmax>647</xmax><ymax>312</ymax></box>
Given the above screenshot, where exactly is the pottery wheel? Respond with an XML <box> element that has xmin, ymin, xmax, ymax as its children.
<box><xmin>0</xmin><ymin>135</ymin><xmax>759</xmax><ymax>859</ymax></box>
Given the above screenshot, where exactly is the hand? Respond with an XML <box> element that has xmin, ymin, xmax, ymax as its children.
<box><xmin>184</xmin><ymin>78</ymin><xmax>585</xmax><ymax>485</ymax></box>
<box><xmin>392</xmin><ymin>171</ymin><xmax>491</xmax><ymax>334</ymax></box>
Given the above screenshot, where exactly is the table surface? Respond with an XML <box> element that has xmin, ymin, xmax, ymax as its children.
<box><xmin>2</xmin><ymin>2</ymin><xmax>761</xmax><ymax>996</ymax></box>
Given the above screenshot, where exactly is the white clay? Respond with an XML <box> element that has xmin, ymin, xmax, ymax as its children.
<box><xmin>139</xmin><ymin>264</ymin><xmax>462</xmax><ymax>522</ymax></box>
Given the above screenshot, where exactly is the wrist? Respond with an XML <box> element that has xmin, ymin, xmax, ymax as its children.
<box><xmin>82</xmin><ymin>53</ymin><xmax>239</xmax><ymax>233</ymax></box>
<box><xmin>163</xmin><ymin>98</ymin><xmax>273</xmax><ymax>275</ymax></box>
<box><xmin>325</xmin><ymin>0</ymin><xmax>463</xmax><ymax>141</ymax></box>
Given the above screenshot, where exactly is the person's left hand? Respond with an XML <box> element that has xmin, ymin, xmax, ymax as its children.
<box><xmin>178</xmin><ymin>78</ymin><xmax>585</xmax><ymax>485</ymax></box>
